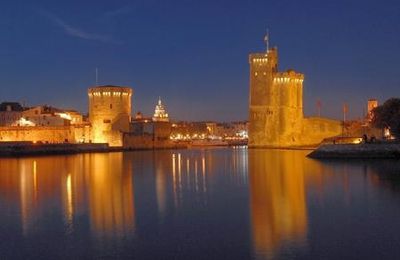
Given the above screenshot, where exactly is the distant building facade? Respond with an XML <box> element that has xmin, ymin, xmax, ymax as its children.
<box><xmin>248</xmin><ymin>41</ymin><xmax>341</xmax><ymax>147</ymax></box>
<box><xmin>367</xmin><ymin>99</ymin><xmax>378</xmax><ymax>122</ymax></box>
<box><xmin>0</xmin><ymin>102</ymin><xmax>24</xmax><ymax>126</ymax></box>
<box><xmin>0</xmin><ymin>85</ymin><xmax>133</xmax><ymax>146</ymax></box>
<box><xmin>19</xmin><ymin>106</ymin><xmax>70</xmax><ymax>126</ymax></box>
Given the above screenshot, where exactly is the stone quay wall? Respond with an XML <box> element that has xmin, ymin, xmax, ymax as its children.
<box><xmin>0</xmin><ymin>126</ymin><xmax>76</xmax><ymax>143</ymax></box>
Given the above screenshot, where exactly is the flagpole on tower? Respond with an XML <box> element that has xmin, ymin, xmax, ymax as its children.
<box><xmin>95</xmin><ymin>67</ymin><xmax>99</xmax><ymax>86</ymax></box>
<box><xmin>264</xmin><ymin>29</ymin><xmax>269</xmax><ymax>53</ymax></box>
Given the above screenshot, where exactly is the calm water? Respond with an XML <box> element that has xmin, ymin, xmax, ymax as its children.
<box><xmin>1</xmin><ymin>148</ymin><xmax>400</xmax><ymax>259</ymax></box>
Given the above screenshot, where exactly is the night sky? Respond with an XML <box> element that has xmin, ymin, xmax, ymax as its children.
<box><xmin>1</xmin><ymin>0</ymin><xmax>399</xmax><ymax>121</ymax></box>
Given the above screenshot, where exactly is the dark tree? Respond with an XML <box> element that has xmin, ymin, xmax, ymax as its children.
<box><xmin>371</xmin><ymin>98</ymin><xmax>400</xmax><ymax>139</ymax></box>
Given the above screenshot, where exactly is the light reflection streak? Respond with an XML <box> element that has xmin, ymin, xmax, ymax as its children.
<box><xmin>202</xmin><ymin>156</ymin><xmax>206</xmax><ymax>193</ymax></box>
<box><xmin>172</xmin><ymin>154</ymin><xmax>177</xmax><ymax>207</ymax></box>
<box><xmin>195</xmin><ymin>160</ymin><xmax>198</xmax><ymax>192</ymax></box>
<box><xmin>178</xmin><ymin>153</ymin><xmax>182</xmax><ymax>201</ymax></box>
<box><xmin>65</xmin><ymin>173</ymin><xmax>73</xmax><ymax>231</ymax></box>
<box><xmin>33</xmin><ymin>161</ymin><xmax>37</xmax><ymax>201</ymax></box>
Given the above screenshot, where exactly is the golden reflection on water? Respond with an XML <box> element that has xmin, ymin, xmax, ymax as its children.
<box><xmin>248</xmin><ymin>149</ymin><xmax>324</xmax><ymax>258</ymax></box>
<box><xmin>0</xmin><ymin>153</ymin><xmax>135</xmax><ymax>240</ymax></box>
<box><xmin>87</xmin><ymin>153</ymin><xmax>135</xmax><ymax>240</ymax></box>
<box><xmin>0</xmin><ymin>148</ymin><xmax>363</xmax><ymax>258</ymax></box>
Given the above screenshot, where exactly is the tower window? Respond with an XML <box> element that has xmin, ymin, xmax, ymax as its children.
<box><xmin>110</xmin><ymin>104</ymin><xmax>113</xmax><ymax>109</ymax></box>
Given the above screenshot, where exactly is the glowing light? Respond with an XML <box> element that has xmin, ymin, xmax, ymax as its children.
<box><xmin>153</xmin><ymin>97</ymin><xmax>169</xmax><ymax>122</ymax></box>
<box><xmin>13</xmin><ymin>117</ymin><xmax>35</xmax><ymax>126</ymax></box>
<box><xmin>55</xmin><ymin>113</ymin><xmax>72</xmax><ymax>120</ymax></box>
<box><xmin>66</xmin><ymin>173</ymin><xmax>73</xmax><ymax>224</ymax></box>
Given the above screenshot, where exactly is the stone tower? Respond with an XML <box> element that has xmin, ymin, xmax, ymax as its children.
<box><xmin>248</xmin><ymin>46</ymin><xmax>304</xmax><ymax>147</ymax></box>
<box><xmin>249</xmin><ymin>38</ymin><xmax>342</xmax><ymax>148</ymax></box>
<box><xmin>88</xmin><ymin>85</ymin><xmax>133</xmax><ymax>146</ymax></box>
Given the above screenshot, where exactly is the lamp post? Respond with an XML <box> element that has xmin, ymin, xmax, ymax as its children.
<box><xmin>342</xmin><ymin>103</ymin><xmax>348</xmax><ymax>136</ymax></box>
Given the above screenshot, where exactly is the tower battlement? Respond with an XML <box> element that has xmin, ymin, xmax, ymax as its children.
<box><xmin>274</xmin><ymin>70</ymin><xmax>304</xmax><ymax>83</ymax></box>
<box><xmin>249</xmin><ymin>47</ymin><xmax>278</xmax><ymax>69</ymax></box>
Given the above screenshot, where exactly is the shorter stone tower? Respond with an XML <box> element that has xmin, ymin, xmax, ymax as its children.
<box><xmin>88</xmin><ymin>85</ymin><xmax>132</xmax><ymax>146</ymax></box>
<box><xmin>273</xmin><ymin>70</ymin><xmax>304</xmax><ymax>143</ymax></box>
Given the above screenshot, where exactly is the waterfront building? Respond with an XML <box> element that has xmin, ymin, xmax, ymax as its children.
<box><xmin>0</xmin><ymin>102</ymin><xmax>24</xmax><ymax>126</ymax></box>
<box><xmin>0</xmin><ymin>85</ymin><xmax>133</xmax><ymax>146</ymax></box>
<box><xmin>19</xmin><ymin>106</ymin><xmax>70</xmax><ymax>126</ymax></box>
<box><xmin>248</xmin><ymin>37</ymin><xmax>341</xmax><ymax>148</ymax></box>
<box><xmin>64</xmin><ymin>110</ymin><xmax>84</xmax><ymax>125</ymax></box>
<box><xmin>169</xmin><ymin>121</ymin><xmax>248</xmax><ymax>142</ymax></box>
<box><xmin>152</xmin><ymin>97</ymin><xmax>169</xmax><ymax>122</ymax></box>
<box><xmin>88</xmin><ymin>85</ymin><xmax>133</xmax><ymax>146</ymax></box>
<box><xmin>0</xmin><ymin>104</ymin><xmax>85</xmax><ymax>143</ymax></box>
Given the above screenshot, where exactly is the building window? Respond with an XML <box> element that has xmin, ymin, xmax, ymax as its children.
<box><xmin>103</xmin><ymin>119</ymin><xmax>111</xmax><ymax>123</ymax></box>
<box><xmin>110</xmin><ymin>104</ymin><xmax>113</xmax><ymax>109</ymax></box>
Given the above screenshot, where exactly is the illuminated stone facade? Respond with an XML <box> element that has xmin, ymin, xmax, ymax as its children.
<box><xmin>249</xmin><ymin>46</ymin><xmax>341</xmax><ymax>148</ymax></box>
<box><xmin>367</xmin><ymin>99</ymin><xmax>378</xmax><ymax>122</ymax></box>
<box><xmin>88</xmin><ymin>86</ymin><xmax>133</xmax><ymax>147</ymax></box>
<box><xmin>0</xmin><ymin>126</ymin><xmax>75</xmax><ymax>143</ymax></box>
<box><xmin>152</xmin><ymin>97</ymin><xmax>169</xmax><ymax>122</ymax></box>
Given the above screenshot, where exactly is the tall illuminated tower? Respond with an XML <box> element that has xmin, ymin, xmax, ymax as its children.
<box><xmin>248</xmin><ymin>38</ymin><xmax>304</xmax><ymax>147</ymax></box>
<box><xmin>88</xmin><ymin>85</ymin><xmax>133</xmax><ymax>146</ymax></box>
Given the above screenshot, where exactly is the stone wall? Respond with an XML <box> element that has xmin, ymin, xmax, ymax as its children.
<box><xmin>0</xmin><ymin>126</ymin><xmax>76</xmax><ymax>143</ymax></box>
<box><xmin>73</xmin><ymin>124</ymin><xmax>92</xmax><ymax>143</ymax></box>
<box><xmin>123</xmin><ymin>135</ymin><xmax>184</xmax><ymax>150</ymax></box>
<box><xmin>301</xmin><ymin>117</ymin><xmax>342</xmax><ymax>146</ymax></box>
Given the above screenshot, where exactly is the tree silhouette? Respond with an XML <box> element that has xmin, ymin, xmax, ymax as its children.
<box><xmin>371</xmin><ymin>98</ymin><xmax>400</xmax><ymax>139</ymax></box>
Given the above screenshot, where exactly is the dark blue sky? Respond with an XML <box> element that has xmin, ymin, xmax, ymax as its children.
<box><xmin>1</xmin><ymin>0</ymin><xmax>399</xmax><ymax>121</ymax></box>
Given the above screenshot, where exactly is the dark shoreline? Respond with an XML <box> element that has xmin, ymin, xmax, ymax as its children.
<box><xmin>308</xmin><ymin>143</ymin><xmax>400</xmax><ymax>159</ymax></box>
<box><xmin>0</xmin><ymin>143</ymin><xmax>120</xmax><ymax>157</ymax></box>
<box><xmin>0</xmin><ymin>142</ymin><xmax>230</xmax><ymax>157</ymax></box>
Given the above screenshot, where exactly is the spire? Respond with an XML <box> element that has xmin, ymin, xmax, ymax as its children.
<box><xmin>158</xmin><ymin>96</ymin><xmax>162</xmax><ymax>105</ymax></box>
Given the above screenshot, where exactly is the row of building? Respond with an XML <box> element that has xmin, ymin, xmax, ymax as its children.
<box><xmin>0</xmin><ymin>86</ymin><xmax>249</xmax><ymax>148</ymax></box>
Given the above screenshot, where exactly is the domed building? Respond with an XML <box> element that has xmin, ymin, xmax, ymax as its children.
<box><xmin>152</xmin><ymin>97</ymin><xmax>169</xmax><ymax>122</ymax></box>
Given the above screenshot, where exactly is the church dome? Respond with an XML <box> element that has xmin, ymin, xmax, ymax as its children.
<box><xmin>152</xmin><ymin>97</ymin><xmax>169</xmax><ymax>122</ymax></box>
